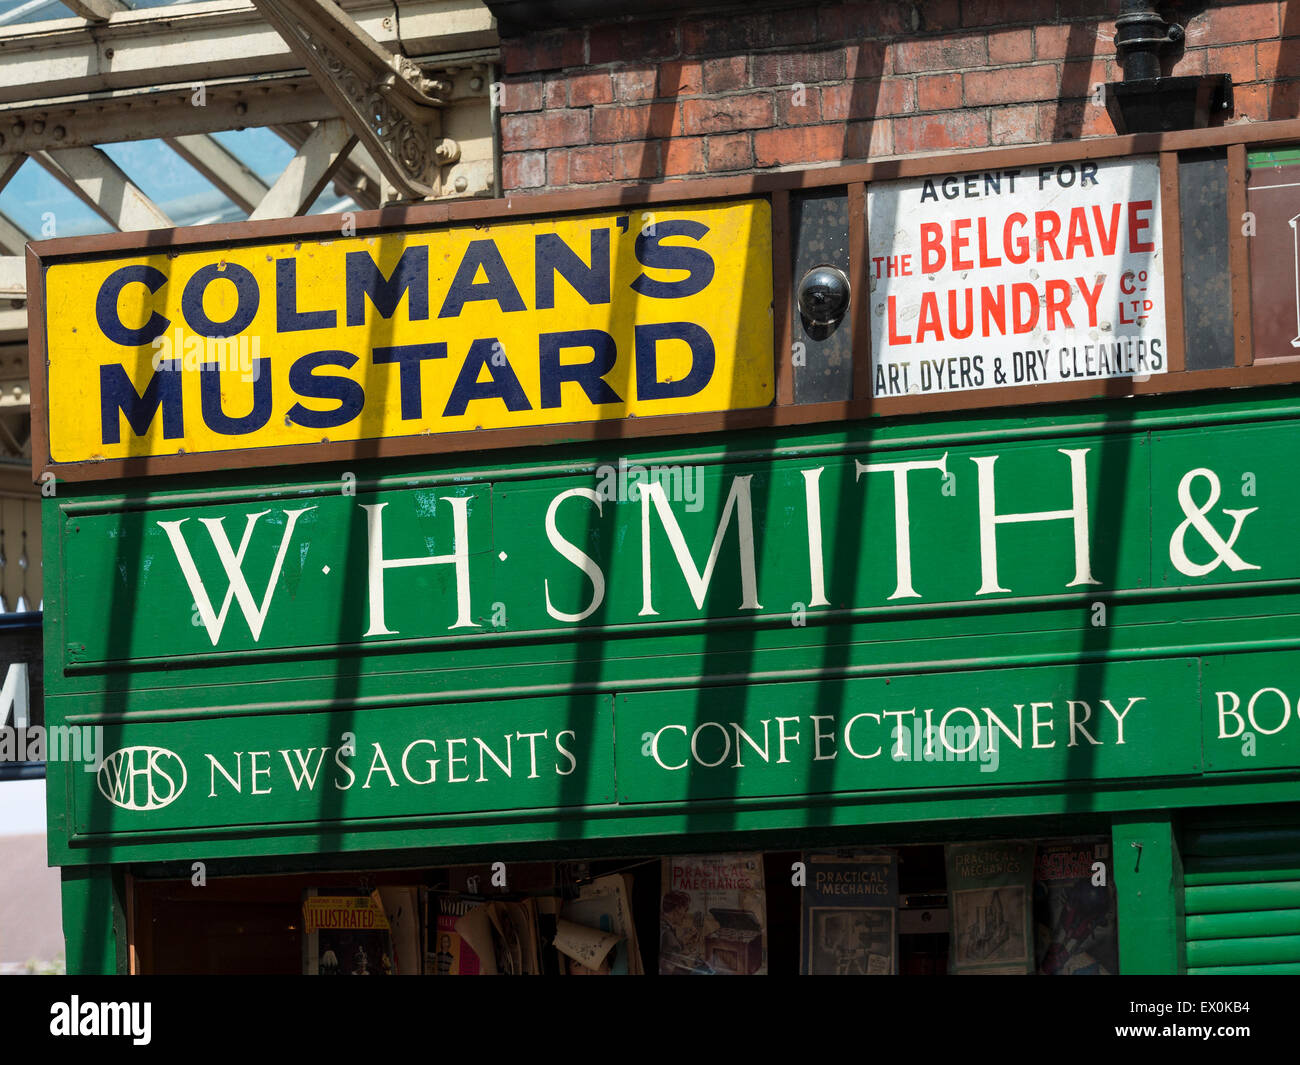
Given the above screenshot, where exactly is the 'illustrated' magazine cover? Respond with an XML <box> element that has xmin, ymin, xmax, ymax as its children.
<box><xmin>302</xmin><ymin>891</ymin><xmax>394</xmax><ymax>976</ymax></box>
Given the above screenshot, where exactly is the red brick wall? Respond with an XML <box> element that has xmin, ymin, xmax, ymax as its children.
<box><xmin>498</xmin><ymin>0</ymin><xmax>1300</xmax><ymax>193</ymax></box>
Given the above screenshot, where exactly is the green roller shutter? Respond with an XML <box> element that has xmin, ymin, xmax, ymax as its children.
<box><xmin>1182</xmin><ymin>820</ymin><xmax>1300</xmax><ymax>975</ymax></box>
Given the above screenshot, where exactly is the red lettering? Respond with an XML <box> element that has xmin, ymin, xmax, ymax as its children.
<box><xmin>1128</xmin><ymin>200</ymin><xmax>1155</xmax><ymax>253</ymax></box>
<box><xmin>1035</xmin><ymin>211</ymin><xmax>1063</xmax><ymax>261</ymax></box>
<box><xmin>1012</xmin><ymin>282</ymin><xmax>1039</xmax><ymax>333</ymax></box>
<box><xmin>951</xmin><ymin>218</ymin><xmax>974</xmax><ymax>271</ymax></box>
<box><xmin>920</xmin><ymin>222</ymin><xmax>946</xmax><ymax>273</ymax></box>
<box><xmin>1004</xmin><ymin>213</ymin><xmax>1030</xmax><ymax>264</ymax></box>
<box><xmin>917</xmin><ymin>291</ymin><xmax>944</xmax><ymax>342</ymax></box>
<box><xmin>1075</xmin><ymin>276</ymin><xmax>1104</xmax><ymax>325</ymax></box>
<box><xmin>887</xmin><ymin>295</ymin><xmax>912</xmax><ymax>345</ymax></box>
<box><xmin>1092</xmin><ymin>203</ymin><xmax>1121</xmax><ymax>254</ymax></box>
<box><xmin>981</xmin><ymin>285</ymin><xmax>1006</xmax><ymax>335</ymax></box>
<box><xmin>1045</xmin><ymin>279</ymin><xmax>1074</xmax><ymax>329</ymax></box>
<box><xmin>1064</xmin><ymin>207</ymin><xmax>1095</xmax><ymax>258</ymax></box>
<box><xmin>977</xmin><ymin>217</ymin><xmax>1002</xmax><ymax>268</ymax></box>
<box><xmin>948</xmin><ymin>288</ymin><xmax>974</xmax><ymax>340</ymax></box>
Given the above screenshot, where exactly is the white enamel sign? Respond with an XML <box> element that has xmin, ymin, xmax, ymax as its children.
<box><xmin>868</xmin><ymin>156</ymin><xmax>1166</xmax><ymax>397</ymax></box>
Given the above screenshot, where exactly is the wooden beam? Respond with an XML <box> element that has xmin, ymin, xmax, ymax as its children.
<box><xmin>34</xmin><ymin>147</ymin><xmax>172</xmax><ymax>231</ymax></box>
<box><xmin>0</xmin><ymin>1</ymin><xmax>497</xmax><ymax>106</ymax></box>
<box><xmin>0</xmin><ymin>212</ymin><xmax>30</xmax><ymax>257</ymax></box>
<box><xmin>249</xmin><ymin>119</ymin><xmax>356</xmax><ymax>219</ymax></box>
<box><xmin>0</xmin><ymin>154</ymin><xmax>25</xmax><ymax>196</ymax></box>
<box><xmin>273</xmin><ymin>123</ymin><xmax>381</xmax><ymax>210</ymax></box>
<box><xmin>0</xmin><ymin>257</ymin><xmax>24</xmax><ymax>299</ymax></box>
<box><xmin>60</xmin><ymin>0</ymin><xmax>128</xmax><ymax>21</ymax></box>
<box><xmin>1227</xmin><ymin>141</ymin><xmax>1254</xmax><ymax>367</ymax></box>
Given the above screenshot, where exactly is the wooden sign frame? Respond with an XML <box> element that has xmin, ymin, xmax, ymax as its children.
<box><xmin>26</xmin><ymin>114</ymin><xmax>1300</xmax><ymax>484</ymax></box>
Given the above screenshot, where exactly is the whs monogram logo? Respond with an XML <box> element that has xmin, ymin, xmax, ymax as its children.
<box><xmin>158</xmin><ymin>506</ymin><xmax>316</xmax><ymax>646</ymax></box>
<box><xmin>97</xmin><ymin>745</ymin><xmax>187</xmax><ymax>811</ymax></box>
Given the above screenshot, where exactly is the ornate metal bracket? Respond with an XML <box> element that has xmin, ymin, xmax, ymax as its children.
<box><xmin>249</xmin><ymin>0</ymin><xmax>460</xmax><ymax>199</ymax></box>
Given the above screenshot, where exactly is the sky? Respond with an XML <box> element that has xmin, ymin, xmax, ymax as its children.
<box><xmin>0</xmin><ymin>0</ymin><xmax>203</xmax><ymax>26</ymax></box>
<box><xmin>0</xmin><ymin>1</ymin><xmax>358</xmax><ymax>236</ymax></box>
<box><xmin>0</xmin><ymin>130</ymin><xmax>357</xmax><ymax>239</ymax></box>
<box><xmin>0</xmin><ymin>777</ymin><xmax>46</xmax><ymax>835</ymax></box>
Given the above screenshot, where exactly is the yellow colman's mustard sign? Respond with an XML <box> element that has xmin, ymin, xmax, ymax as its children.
<box><xmin>42</xmin><ymin>199</ymin><xmax>773</xmax><ymax>465</ymax></box>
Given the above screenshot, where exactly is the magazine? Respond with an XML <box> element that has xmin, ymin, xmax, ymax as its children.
<box><xmin>1034</xmin><ymin>838</ymin><xmax>1118</xmax><ymax>975</ymax></box>
<box><xmin>560</xmin><ymin>873</ymin><xmax>642</xmax><ymax>975</ymax></box>
<box><xmin>660</xmin><ymin>853</ymin><xmax>766</xmax><ymax>975</ymax></box>
<box><xmin>302</xmin><ymin>891</ymin><xmax>394</xmax><ymax>976</ymax></box>
<box><xmin>801</xmin><ymin>851</ymin><xmax>899</xmax><ymax>975</ymax></box>
<box><xmin>426</xmin><ymin>894</ymin><xmax>483</xmax><ymax>975</ymax></box>
<box><xmin>946</xmin><ymin>841</ymin><xmax>1035</xmax><ymax>975</ymax></box>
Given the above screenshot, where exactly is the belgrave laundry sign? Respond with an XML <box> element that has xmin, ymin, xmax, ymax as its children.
<box><xmin>37</xmin><ymin>199</ymin><xmax>773</xmax><ymax>467</ymax></box>
<box><xmin>868</xmin><ymin>157</ymin><xmax>1166</xmax><ymax>397</ymax></box>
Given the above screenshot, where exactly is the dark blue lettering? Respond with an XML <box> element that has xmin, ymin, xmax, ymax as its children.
<box><xmin>634</xmin><ymin>322</ymin><xmax>715</xmax><ymax>401</ymax></box>
<box><xmin>538</xmin><ymin>330</ymin><xmax>621</xmax><ymax>409</ymax></box>
<box><xmin>345</xmin><ymin>245</ymin><xmax>429</xmax><ymax>326</ymax></box>
<box><xmin>373</xmin><ymin>343</ymin><xmax>447</xmax><ymax>420</ymax></box>
<box><xmin>181</xmin><ymin>263</ymin><xmax>259</xmax><ymax>338</ymax></box>
<box><xmin>534</xmin><ymin>229</ymin><xmax>610</xmax><ymax>310</ymax></box>
<box><xmin>439</xmin><ymin>240</ymin><xmax>527</xmax><ymax>318</ymax></box>
<box><xmin>443</xmin><ymin>338</ymin><xmax>531</xmax><ymax>417</ymax></box>
<box><xmin>276</xmin><ymin>258</ymin><xmax>336</xmax><ymax>332</ymax></box>
<box><xmin>100</xmin><ymin>365</ymin><xmax>183</xmax><ymax>444</ymax></box>
<box><xmin>200</xmin><ymin>360</ymin><xmax>272</xmax><ymax>435</ymax></box>
<box><xmin>95</xmin><ymin>265</ymin><xmax>169</xmax><ymax>346</ymax></box>
<box><xmin>630</xmin><ymin>220</ymin><xmax>714</xmax><ymax>299</ymax></box>
<box><xmin>287</xmin><ymin>350</ymin><xmax>364</xmax><ymax>429</ymax></box>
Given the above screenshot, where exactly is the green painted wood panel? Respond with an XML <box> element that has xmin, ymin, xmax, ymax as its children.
<box><xmin>41</xmin><ymin>586</ymin><xmax>1300</xmax><ymax>704</ymax></box>
<box><xmin>1201</xmin><ymin>652</ymin><xmax>1300</xmax><ymax>773</ymax></box>
<box><xmin>1184</xmin><ymin>880</ymin><xmax>1300</xmax><ymax>914</ymax></box>
<box><xmin>1113</xmin><ymin>814</ymin><xmax>1183</xmax><ymax>975</ymax></box>
<box><xmin>71</xmin><ymin>693</ymin><xmax>615</xmax><ymax>836</ymax></box>
<box><xmin>44</xmin><ymin>767</ymin><xmax>1300</xmax><ymax>867</ymax></box>
<box><xmin>1185</xmin><ymin>933</ymin><xmax>1300</xmax><ymax>967</ymax></box>
<box><xmin>1186</xmin><ymin>907</ymin><xmax>1300</xmax><ymax>939</ymax></box>
<box><xmin>44</xmin><ymin>390</ymin><xmax>1300</xmax><ymax>688</ymax></box>
<box><xmin>613</xmin><ymin>659</ymin><xmax>1200</xmax><ymax>803</ymax></box>
<box><xmin>1247</xmin><ymin>148</ymin><xmax>1300</xmax><ymax>167</ymax></box>
<box><xmin>1188</xmin><ymin>961</ymin><xmax>1300</xmax><ymax>974</ymax></box>
<box><xmin>59</xmin><ymin>866</ymin><xmax>121</xmax><ymax>976</ymax></box>
<box><xmin>1150</xmin><ymin>422</ymin><xmax>1300</xmax><ymax>588</ymax></box>
<box><xmin>1183</xmin><ymin>826</ymin><xmax>1300</xmax><ymax>855</ymax></box>
<box><xmin>1184</xmin><ymin>864</ymin><xmax>1300</xmax><ymax>886</ymax></box>
<box><xmin>38</xmin><ymin>388</ymin><xmax>1300</xmax><ymax>866</ymax></box>
<box><xmin>54</xmin><ymin>433</ymin><xmax>1154</xmax><ymax>667</ymax></box>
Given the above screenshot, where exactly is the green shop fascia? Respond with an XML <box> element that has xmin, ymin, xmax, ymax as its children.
<box><xmin>33</xmin><ymin>143</ymin><xmax>1300</xmax><ymax>976</ymax></box>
